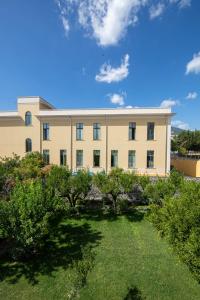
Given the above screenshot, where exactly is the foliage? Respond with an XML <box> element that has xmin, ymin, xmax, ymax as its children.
<box><xmin>46</xmin><ymin>165</ymin><xmax>71</xmax><ymax>197</ymax></box>
<box><xmin>94</xmin><ymin>168</ymin><xmax>136</xmax><ymax>213</ymax></box>
<box><xmin>14</xmin><ymin>152</ymin><xmax>45</xmax><ymax>180</ymax></box>
<box><xmin>172</xmin><ymin>130</ymin><xmax>200</xmax><ymax>153</ymax></box>
<box><xmin>65</xmin><ymin>170</ymin><xmax>92</xmax><ymax>209</ymax></box>
<box><xmin>144</xmin><ymin>178</ymin><xmax>176</xmax><ymax>206</ymax></box>
<box><xmin>149</xmin><ymin>180</ymin><xmax>200</xmax><ymax>281</ymax></box>
<box><xmin>0</xmin><ymin>180</ymin><xmax>65</xmax><ymax>257</ymax></box>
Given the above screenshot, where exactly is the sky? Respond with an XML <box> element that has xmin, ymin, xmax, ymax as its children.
<box><xmin>0</xmin><ymin>0</ymin><xmax>200</xmax><ymax>129</ymax></box>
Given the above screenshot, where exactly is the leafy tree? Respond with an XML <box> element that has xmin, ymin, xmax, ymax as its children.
<box><xmin>0</xmin><ymin>179</ymin><xmax>65</xmax><ymax>257</ymax></box>
<box><xmin>46</xmin><ymin>165</ymin><xmax>71</xmax><ymax>197</ymax></box>
<box><xmin>65</xmin><ymin>170</ymin><xmax>92</xmax><ymax>208</ymax></box>
<box><xmin>94</xmin><ymin>168</ymin><xmax>136</xmax><ymax>213</ymax></box>
<box><xmin>144</xmin><ymin>178</ymin><xmax>176</xmax><ymax>206</ymax></box>
<box><xmin>15</xmin><ymin>152</ymin><xmax>45</xmax><ymax>180</ymax></box>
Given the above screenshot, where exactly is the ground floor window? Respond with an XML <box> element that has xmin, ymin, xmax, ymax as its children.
<box><xmin>76</xmin><ymin>150</ymin><xmax>83</xmax><ymax>167</ymax></box>
<box><xmin>25</xmin><ymin>138</ymin><xmax>32</xmax><ymax>153</ymax></box>
<box><xmin>111</xmin><ymin>150</ymin><xmax>118</xmax><ymax>168</ymax></box>
<box><xmin>43</xmin><ymin>149</ymin><xmax>50</xmax><ymax>165</ymax></box>
<box><xmin>60</xmin><ymin>150</ymin><xmax>67</xmax><ymax>166</ymax></box>
<box><xmin>93</xmin><ymin>150</ymin><xmax>100</xmax><ymax>167</ymax></box>
<box><xmin>128</xmin><ymin>150</ymin><xmax>136</xmax><ymax>168</ymax></box>
<box><xmin>147</xmin><ymin>150</ymin><xmax>154</xmax><ymax>168</ymax></box>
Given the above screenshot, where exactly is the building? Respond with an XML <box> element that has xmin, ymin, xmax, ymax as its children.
<box><xmin>0</xmin><ymin>97</ymin><xmax>173</xmax><ymax>175</ymax></box>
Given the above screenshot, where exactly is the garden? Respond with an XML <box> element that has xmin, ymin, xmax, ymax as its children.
<box><xmin>0</xmin><ymin>152</ymin><xmax>200</xmax><ymax>299</ymax></box>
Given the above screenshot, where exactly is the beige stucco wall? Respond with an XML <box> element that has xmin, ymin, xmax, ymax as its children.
<box><xmin>0</xmin><ymin>98</ymin><xmax>171</xmax><ymax>176</ymax></box>
<box><xmin>171</xmin><ymin>158</ymin><xmax>200</xmax><ymax>177</ymax></box>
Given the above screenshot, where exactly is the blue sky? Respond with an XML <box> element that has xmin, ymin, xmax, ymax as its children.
<box><xmin>0</xmin><ymin>0</ymin><xmax>200</xmax><ymax>129</ymax></box>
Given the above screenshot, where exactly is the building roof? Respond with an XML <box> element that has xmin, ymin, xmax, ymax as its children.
<box><xmin>0</xmin><ymin>96</ymin><xmax>174</xmax><ymax>118</ymax></box>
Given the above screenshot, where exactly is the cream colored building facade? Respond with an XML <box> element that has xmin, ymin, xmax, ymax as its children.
<box><xmin>0</xmin><ymin>97</ymin><xmax>173</xmax><ymax>175</ymax></box>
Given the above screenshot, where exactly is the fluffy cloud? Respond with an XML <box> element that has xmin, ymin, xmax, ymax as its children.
<box><xmin>95</xmin><ymin>54</ymin><xmax>129</xmax><ymax>83</ymax></box>
<box><xmin>186</xmin><ymin>52</ymin><xmax>200</xmax><ymax>75</ymax></box>
<box><xmin>160</xmin><ymin>99</ymin><xmax>179</xmax><ymax>108</ymax></box>
<box><xmin>55</xmin><ymin>0</ymin><xmax>192</xmax><ymax>46</ymax></box>
<box><xmin>172</xmin><ymin>120</ymin><xmax>190</xmax><ymax>130</ymax></box>
<box><xmin>109</xmin><ymin>93</ymin><xmax>126</xmax><ymax>106</ymax></box>
<box><xmin>149</xmin><ymin>3</ymin><xmax>165</xmax><ymax>20</ymax></box>
<box><xmin>186</xmin><ymin>92</ymin><xmax>198</xmax><ymax>100</ymax></box>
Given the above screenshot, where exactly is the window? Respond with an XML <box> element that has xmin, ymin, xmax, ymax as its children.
<box><xmin>128</xmin><ymin>150</ymin><xmax>136</xmax><ymax>168</ymax></box>
<box><xmin>147</xmin><ymin>122</ymin><xmax>155</xmax><ymax>140</ymax></box>
<box><xmin>93</xmin><ymin>123</ymin><xmax>101</xmax><ymax>140</ymax></box>
<box><xmin>129</xmin><ymin>122</ymin><xmax>136</xmax><ymax>140</ymax></box>
<box><xmin>93</xmin><ymin>150</ymin><xmax>100</xmax><ymax>167</ymax></box>
<box><xmin>43</xmin><ymin>123</ymin><xmax>50</xmax><ymax>140</ymax></box>
<box><xmin>60</xmin><ymin>150</ymin><xmax>67</xmax><ymax>166</ymax></box>
<box><xmin>25</xmin><ymin>111</ymin><xmax>32</xmax><ymax>126</ymax></box>
<box><xmin>111</xmin><ymin>150</ymin><xmax>118</xmax><ymax>168</ymax></box>
<box><xmin>76</xmin><ymin>123</ymin><xmax>83</xmax><ymax>140</ymax></box>
<box><xmin>43</xmin><ymin>150</ymin><xmax>50</xmax><ymax>164</ymax></box>
<box><xmin>76</xmin><ymin>150</ymin><xmax>83</xmax><ymax>167</ymax></box>
<box><xmin>25</xmin><ymin>138</ymin><xmax>32</xmax><ymax>152</ymax></box>
<box><xmin>147</xmin><ymin>150</ymin><xmax>154</xmax><ymax>169</ymax></box>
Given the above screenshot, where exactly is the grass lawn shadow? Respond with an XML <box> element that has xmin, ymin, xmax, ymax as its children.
<box><xmin>0</xmin><ymin>221</ymin><xmax>102</xmax><ymax>285</ymax></box>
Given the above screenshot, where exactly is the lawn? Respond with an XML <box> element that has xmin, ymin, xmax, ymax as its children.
<box><xmin>0</xmin><ymin>209</ymin><xmax>200</xmax><ymax>300</ymax></box>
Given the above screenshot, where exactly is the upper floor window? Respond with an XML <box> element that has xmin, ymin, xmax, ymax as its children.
<box><xmin>60</xmin><ymin>150</ymin><xmax>67</xmax><ymax>166</ymax></box>
<box><xmin>93</xmin><ymin>123</ymin><xmax>101</xmax><ymax>140</ymax></box>
<box><xmin>43</xmin><ymin>149</ymin><xmax>50</xmax><ymax>165</ymax></box>
<box><xmin>128</xmin><ymin>150</ymin><xmax>136</xmax><ymax>168</ymax></box>
<box><xmin>147</xmin><ymin>150</ymin><xmax>154</xmax><ymax>169</ymax></box>
<box><xmin>147</xmin><ymin>122</ymin><xmax>155</xmax><ymax>140</ymax></box>
<box><xmin>93</xmin><ymin>150</ymin><xmax>100</xmax><ymax>167</ymax></box>
<box><xmin>129</xmin><ymin>122</ymin><xmax>136</xmax><ymax>140</ymax></box>
<box><xmin>76</xmin><ymin>150</ymin><xmax>83</xmax><ymax>167</ymax></box>
<box><xmin>25</xmin><ymin>138</ymin><xmax>32</xmax><ymax>152</ymax></box>
<box><xmin>43</xmin><ymin>123</ymin><xmax>49</xmax><ymax>140</ymax></box>
<box><xmin>25</xmin><ymin>111</ymin><xmax>32</xmax><ymax>126</ymax></box>
<box><xmin>111</xmin><ymin>150</ymin><xmax>118</xmax><ymax>168</ymax></box>
<box><xmin>76</xmin><ymin>123</ymin><xmax>83</xmax><ymax>140</ymax></box>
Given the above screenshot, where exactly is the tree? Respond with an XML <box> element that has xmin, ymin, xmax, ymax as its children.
<box><xmin>65</xmin><ymin>170</ymin><xmax>92</xmax><ymax>208</ymax></box>
<box><xmin>0</xmin><ymin>179</ymin><xmax>65</xmax><ymax>257</ymax></box>
<box><xmin>94</xmin><ymin>168</ymin><xmax>136</xmax><ymax>213</ymax></box>
<box><xmin>46</xmin><ymin>165</ymin><xmax>71</xmax><ymax>197</ymax></box>
<box><xmin>15</xmin><ymin>152</ymin><xmax>45</xmax><ymax>180</ymax></box>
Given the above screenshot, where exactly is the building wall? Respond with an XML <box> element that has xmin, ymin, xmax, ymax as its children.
<box><xmin>171</xmin><ymin>158</ymin><xmax>200</xmax><ymax>177</ymax></box>
<box><xmin>0</xmin><ymin>98</ymin><xmax>171</xmax><ymax>176</ymax></box>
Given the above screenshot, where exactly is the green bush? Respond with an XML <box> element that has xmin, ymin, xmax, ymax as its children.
<box><xmin>149</xmin><ymin>180</ymin><xmax>200</xmax><ymax>281</ymax></box>
<box><xmin>0</xmin><ymin>179</ymin><xmax>65</xmax><ymax>257</ymax></box>
<box><xmin>94</xmin><ymin>168</ymin><xmax>136</xmax><ymax>213</ymax></box>
<box><xmin>144</xmin><ymin>178</ymin><xmax>176</xmax><ymax>206</ymax></box>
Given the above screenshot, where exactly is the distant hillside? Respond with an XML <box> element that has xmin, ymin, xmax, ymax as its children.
<box><xmin>171</xmin><ymin>127</ymin><xmax>184</xmax><ymax>136</ymax></box>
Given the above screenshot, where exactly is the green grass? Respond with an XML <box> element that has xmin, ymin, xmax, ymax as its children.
<box><xmin>0</xmin><ymin>209</ymin><xmax>200</xmax><ymax>300</ymax></box>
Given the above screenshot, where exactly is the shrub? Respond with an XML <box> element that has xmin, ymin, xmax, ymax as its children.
<box><xmin>94</xmin><ymin>168</ymin><xmax>136</xmax><ymax>213</ymax></box>
<box><xmin>149</xmin><ymin>180</ymin><xmax>200</xmax><ymax>281</ymax></box>
<box><xmin>65</xmin><ymin>170</ymin><xmax>92</xmax><ymax>209</ymax></box>
<box><xmin>46</xmin><ymin>165</ymin><xmax>70</xmax><ymax>197</ymax></box>
<box><xmin>144</xmin><ymin>178</ymin><xmax>176</xmax><ymax>206</ymax></box>
<box><xmin>0</xmin><ymin>179</ymin><xmax>65</xmax><ymax>257</ymax></box>
<box><xmin>14</xmin><ymin>152</ymin><xmax>45</xmax><ymax>180</ymax></box>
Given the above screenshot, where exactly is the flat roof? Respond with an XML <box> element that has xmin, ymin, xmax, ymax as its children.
<box><xmin>37</xmin><ymin>107</ymin><xmax>173</xmax><ymax>117</ymax></box>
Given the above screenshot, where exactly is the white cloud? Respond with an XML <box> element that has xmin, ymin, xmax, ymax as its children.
<box><xmin>186</xmin><ymin>92</ymin><xmax>198</xmax><ymax>100</ymax></box>
<box><xmin>172</xmin><ymin>120</ymin><xmax>190</xmax><ymax>130</ymax></box>
<box><xmin>186</xmin><ymin>52</ymin><xmax>200</xmax><ymax>75</ymax></box>
<box><xmin>55</xmin><ymin>0</ymin><xmax>192</xmax><ymax>46</ymax></box>
<box><xmin>149</xmin><ymin>3</ymin><xmax>165</xmax><ymax>20</ymax></box>
<box><xmin>126</xmin><ymin>105</ymin><xmax>133</xmax><ymax>108</ymax></box>
<box><xmin>160</xmin><ymin>98</ymin><xmax>180</xmax><ymax>108</ymax></box>
<box><xmin>169</xmin><ymin>0</ymin><xmax>191</xmax><ymax>9</ymax></box>
<box><xmin>109</xmin><ymin>93</ymin><xmax>126</xmax><ymax>106</ymax></box>
<box><xmin>95</xmin><ymin>54</ymin><xmax>129</xmax><ymax>83</ymax></box>
<box><xmin>78</xmin><ymin>0</ymin><xmax>147</xmax><ymax>46</ymax></box>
